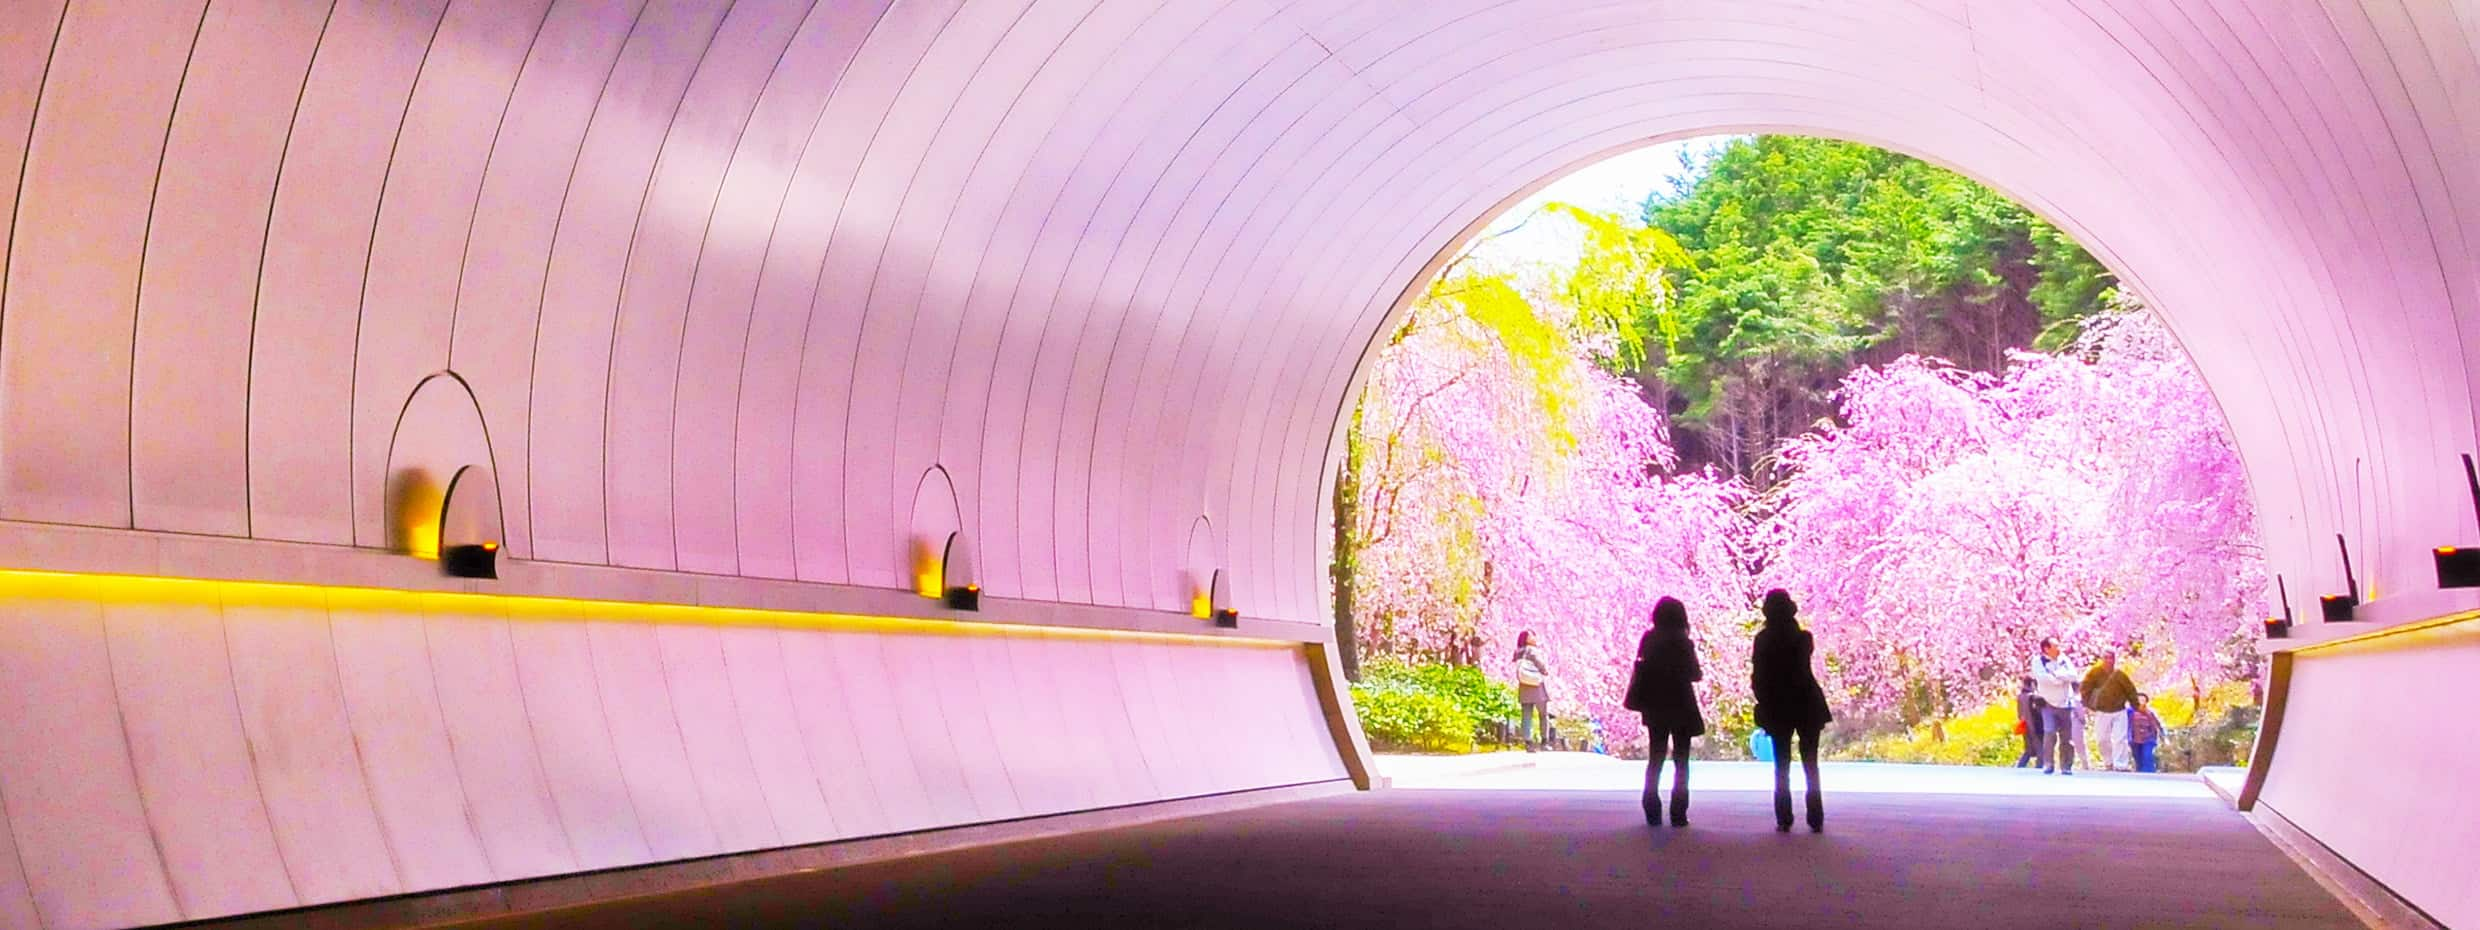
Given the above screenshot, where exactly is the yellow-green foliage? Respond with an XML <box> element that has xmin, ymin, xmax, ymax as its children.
<box><xmin>1415</xmin><ymin>205</ymin><xmax>1689</xmax><ymax>455</ymax></box>
<box><xmin>1430</xmin><ymin>271</ymin><xmax>1582</xmax><ymax>451</ymax></box>
<box><xmin>1839</xmin><ymin>695</ymin><xmax>2026</xmax><ymax>767</ymax></box>
<box><xmin>1544</xmin><ymin>201</ymin><xmax>1692</xmax><ymax>369</ymax></box>
<box><xmin>2145</xmin><ymin>681</ymin><xmax>2252</xmax><ymax>729</ymax></box>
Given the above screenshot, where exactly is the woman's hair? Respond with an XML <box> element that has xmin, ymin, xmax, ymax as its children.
<box><xmin>1761</xmin><ymin>588</ymin><xmax>1798</xmax><ymax>627</ymax></box>
<box><xmin>1513</xmin><ymin>629</ymin><xmax>1533</xmax><ymax>658</ymax></box>
<box><xmin>1651</xmin><ymin>597</ymin><xmax>1689</xmax><ymax>633</ymax></box>
<box><xmin>2021</xmin><ymin>675</ymin><xmax>2036</xmax><ymax>691</ymax></box>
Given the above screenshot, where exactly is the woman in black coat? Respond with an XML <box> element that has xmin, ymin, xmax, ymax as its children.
<box><xmin>1752</xmin><ymin>588</ymin><xmax>1834</xmax><ymax>832</ymax></box>
<box><xmin>1624</xmin><ymin>597</ymin><xmax>1704</xmax><ymax>827</ymax></box>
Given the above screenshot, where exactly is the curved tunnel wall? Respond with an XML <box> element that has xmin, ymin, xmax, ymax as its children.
<box><xmin>1</xmin><ymin>1</ymin><xmax>2477</xmax><ymax>927</ymax></box>
<box><xmin>0</xmin><ymin>567</ymin><xmax>1342</xmax><ymax>929</ymax></box>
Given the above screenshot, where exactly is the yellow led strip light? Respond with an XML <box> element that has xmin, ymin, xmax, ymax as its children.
<box><xmin>0</xmin><ymin>568</ymin><xmax>1296</xmax><ymax>651</ymax></box>
<box><xmin>2287</xmin><ymin>607</ymin><xmax>2480</xmax><ymax>659</ymax></box>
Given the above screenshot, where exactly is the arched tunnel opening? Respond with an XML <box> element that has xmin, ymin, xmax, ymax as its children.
<box><xmin>0</xmin><ymin>3</ymin><xmax>2471</xmax><ymax>929</ymax></box>
<box><xmin>1333</xmin><ymin>133</ymin><xmax>2271</xmax><ymax>784</ymax></box>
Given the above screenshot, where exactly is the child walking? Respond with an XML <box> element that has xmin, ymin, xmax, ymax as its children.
<box><xmin>2127</xmin><ymin>692</ymin><xmax>2165</xmax><ymax>773</ymax></box>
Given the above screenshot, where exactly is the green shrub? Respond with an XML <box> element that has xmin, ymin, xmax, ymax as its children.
<box><xmin>1384</xmin><ymin>659</ymin><xmax>1522</xmax><ymax>725</ymax></box>
<box><xmin>1350</xmin><ymin>657</ymin><xmax>1520</xmax><ymax>752</ymax></box>
<box><xmin>1351</xmin><ymin>682</ymin><xmax>1478</xmax><ymax>753</ymax></box>
<box><xmin>2158</xmin><ymin>703</ymin><xmax>2258</xmax><ymax>770</ymax></box>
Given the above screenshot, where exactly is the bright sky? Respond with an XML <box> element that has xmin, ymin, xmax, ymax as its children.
<box><xmin>1466</xmin><ymin>136</ymin><xmax>1739</xmax><ymax>271</ymax></box>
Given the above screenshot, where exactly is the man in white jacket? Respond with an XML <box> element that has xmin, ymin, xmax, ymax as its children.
<box><xmin>2030</xmin><ymin>638</ymin><xmax>2082</xmax><ymax>774</ymax></box>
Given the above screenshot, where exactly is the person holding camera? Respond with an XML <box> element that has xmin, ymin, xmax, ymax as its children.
<box><xmin>2030</xmin><ymin>638</ymin><xmax>2082</xmax><ymax>774</ymax></box>
<box><xmin>1513</xmin><ymin>631</ymin><xmax>1553</xmax><ymax>751</ymax></box>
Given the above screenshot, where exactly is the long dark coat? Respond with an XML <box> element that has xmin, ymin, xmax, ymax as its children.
<box><xmin>1626</xmin><ymin>628</ymin><xmax>1706</xmax><ymax>737</ymax></box>
<box><xmin>1751</xmin><ymin>625</ymin><xmax>1834</xmax><ymax>734</ymax></box>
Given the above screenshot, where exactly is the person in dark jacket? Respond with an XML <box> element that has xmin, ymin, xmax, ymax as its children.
<box><xmin>1624</xmin><ymin>597</ymin><xmax>1704</xmax><ymax>827</ymax></box>
<box><xmin>1752</xmin><ymin>588</ymin><xmax>1833</xmax><ymax>832</ymax></box>
<box><xmin>2013</xmin><ymin>675</ymin><xmax>2045</xmax><ymax>768</ymax></box>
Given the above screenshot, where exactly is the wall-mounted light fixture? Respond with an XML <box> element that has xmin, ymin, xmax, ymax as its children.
<box><xmin>2434</xmin><ymin>454</ymin><xmax>2480</xmax><ymax>589</ymax></box>
<box><xmin>2265</xmin><ymin>575</ymin><xmax>2294</xmax><ymax>639</ymax></box>
<box><xmin>443</xmin><ymin>542</ymin><xmax>499</xmax><ymax>579</ymax></box>
<box><xmin>939</xmin><ymin>532</ymin><xmax>980</xmax><ymax>611</ymax></box>
<box><xmin>2318</xmin><ymin>593</ymin><xmax>2356</xmax><ymax>623</ymax></box>
<box><xmin>2434</xmin><ymin>546</ymin><xmax>2480</xmax><ymax>588</ymax></box>
<box><xmin>437</xmin><ymin>465</ymin><xmax>504</xmax><ymax>580</ymax></box>
<box><xmin>1197</xmin><ymin>569</ymin><xmax>1238</xmax><ymax>627</ymax></box>
<box><xmin>911</xmin><ymin>529</ymin><xmax>980</xmax><ymax>612</ymax></box>
<box><xmin>2321</xmin><ymin>533</ymin><xmax>2359</xmax><ymax>622</ymax></box>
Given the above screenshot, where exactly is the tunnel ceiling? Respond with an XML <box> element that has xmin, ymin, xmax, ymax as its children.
<box><xmin>2</xmin><ymin>0</ymin><xmax>2476</xmax><ymax>624</ymax></box>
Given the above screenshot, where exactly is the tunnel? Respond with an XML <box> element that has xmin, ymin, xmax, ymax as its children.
<box><xmin>0</xmin><ymin>1</ymin><xmax>2474</xmax><ymax>927</ymax></box>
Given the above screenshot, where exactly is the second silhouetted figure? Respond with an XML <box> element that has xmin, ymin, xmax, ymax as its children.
<box><xmin>1624</xmin><ymin>597</ymin><xmax>1704</xmax><ymax>827</ymax></box>
<box><xmin>1752</xmin><ymin>588</ymin><xmax>1833</xmax><ymax>833</ymax></box>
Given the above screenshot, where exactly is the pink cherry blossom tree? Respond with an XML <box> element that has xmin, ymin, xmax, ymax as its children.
<box><xmin>1349</xmin><ymin>265</ymin><xmax>1754</xmax><ymax>754</ymax></box>
<box><xmin>1342</xmin><ymin>204</ymin><xmax>2265</xmax><ymax>755</ymax></box>
<box><xmin>1755</xmin><ymin>308</ymin><xmax>2266</xmax><ymax>722</ymax></box>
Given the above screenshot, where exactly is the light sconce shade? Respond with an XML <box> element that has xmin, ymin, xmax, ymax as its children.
<box><xmin>2322</xmin><ymin>533</ymin><xmax>2359</xmax><ymax>622</ymax></box>
<box><xmin>944</xmin><ymin>584</ymin><xmax>981</xmax><ymax>611</ymax></box>
<box><xmin>444</xmin><ymin>542</ymin><xmax>499</xmax><ymax>579</ymax></box>
<box><xmin>2318</xmin><ymin>594</ymin><xmax>2357</xmax><ymax>624</ymax></box>
<box><xmin>2265</xmin><ymin>576</ymin><xmax>2294</xmax><ymax>639</ymax></box>
<box><xmin>2438</xmin><ymin>454</ymin><xmax>2480</xmax><ymax>589</ymax></box>
<box><xmin>939</xmin><ymin>532</ymin><xmax>980</xmax><ymax>611</ymax></box>
<box><xmin>437</xmin><ymin>465</ymin><xmax>504</xmax><ymax>580</ymax></box>
<box><xmin>1206</xmin><ymin>569</ymin><xmax>1235</xmax><ymax>627</ymax></box>
<box><xmin>2436</xmin><ymin>546</ymin><xmax>2480</xmax><ymax>589</ymax></box>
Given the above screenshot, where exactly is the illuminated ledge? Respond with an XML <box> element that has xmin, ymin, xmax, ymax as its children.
<box><xmin>2278</xmin><ymin>606</ymin><xmax>2480</xmax><ymax>659</ymax></box>
<box><xmin>0</xmin><ymin>520</ymin><xmax>1325</xmax><ymax>648</ymax></box>
<box><xmin>2262</xmin><ymin>588</ymin><xmax>2480</xmax><ymax>655</ymax></box>
<box><xmin>2238</xmin><ymin>603</ymin><xmax>2480</xmax><ymax>812</ymax></box>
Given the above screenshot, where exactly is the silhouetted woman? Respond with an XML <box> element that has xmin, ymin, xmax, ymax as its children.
<box><xmin>1752</xmin><ymin>588</ymin><xmax>1833</xmax><ymax>833</ymax></box>
<box><xmin>1624</xmin><ymin>597</ymin><xmax>1704</xmax><ymax>827</ymax></box>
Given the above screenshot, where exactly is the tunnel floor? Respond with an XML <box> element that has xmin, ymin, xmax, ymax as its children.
<box><xmin>436</xmin><ymin>762</ymin><xmax>2360</xmax><ymax>930</ymax></box>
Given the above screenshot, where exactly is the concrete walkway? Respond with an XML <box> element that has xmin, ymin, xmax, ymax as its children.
<box><xmin>1384</xmin><ymin>751</ymin><xmax>2225</xmax><ymax>799</ymax></box>
<box><xmin>444</xmin><ymin>760</ymin><xmax>2361</xmax><ymax>930</ymax></box>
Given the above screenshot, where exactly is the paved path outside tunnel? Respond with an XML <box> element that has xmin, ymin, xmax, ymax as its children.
<box><xmin>442</xmin><ymin>756</ymin><xmax>2361</xmax><ymax>930</ymax></box>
